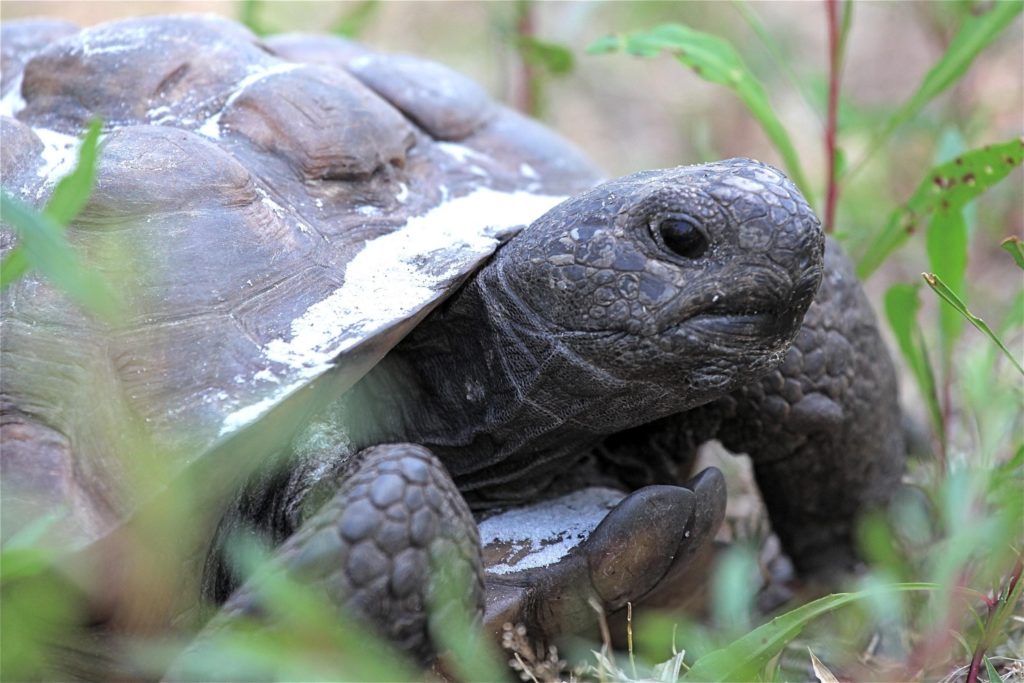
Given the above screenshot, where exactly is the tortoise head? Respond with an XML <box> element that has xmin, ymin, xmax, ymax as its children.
<box><xmin>490</xmin><ymin>158</ymin><xmax>824</xmax><ymax>415</ymax></box>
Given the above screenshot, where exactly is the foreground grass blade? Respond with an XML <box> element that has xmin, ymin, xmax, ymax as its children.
<box><xmin>1</xmin><ymin>119</ymin><xmax>103</xmax><ymax>289</ymax></box>
<box><xmin>857</xmin><ymin>137</ymin><xmax>1024</xmax><ymax>278</ymax></box>
<box><xmin>850</xmin><ymin>1</ymin><xmax>1022</xmax><ymax>178</ymax></box>
<box><xmin>683</xmin><ymin>584</ymin><xmax>936</xmax><ymax>682</ymax></box>
<box><xmin>0</xmin><ymin>193</ymin><xmax>118</xmax><ymax>319</ymax></box>
<box><xmin>922</xmin><ymin>272</ymin><xmax>1024</xmax><ymax>377</ymax></box>
<box><xmin>588</xmin><ymin>23</ymin><xmax>812</xmax><ymax>202</ymax></box>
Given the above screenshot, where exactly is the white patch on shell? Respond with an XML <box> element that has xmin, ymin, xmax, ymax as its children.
<box><xmin>519</xmin><ymin>162</ymin><xmax>539</xmax><ymax>180</ymax></box>
<box><xmin>218</xmin><ymin>379</ymin><xmax>306</xmax><ymax>435</ymax></box>
<box><xmin>258</xmin><ymin>187</ymin><xmax>565</xmax><ymax>380</ymax></box>
<box><xmin>479</xmin><ymin>487</ymin><xmax>625</xmax><ymax>575</ymax></box>
<box><xmin>0</xmin><ymin>73</ymin><xmax>26</xmax><ymax>118</ymax></box>
<box><xmin>32</xmin><ymin>129</ymin><xmax>83</xmax><ymax>198</ymax></box>
<box><xmin>437</xmin><ymin>142</ymin><xmax>490</xmax><ymax>165</ymax></box>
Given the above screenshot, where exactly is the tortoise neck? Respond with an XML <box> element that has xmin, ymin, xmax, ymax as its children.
<box><xmin>347</xmin><ymin>251</ymin><xmax>607</xmax><ymax>502</ymax></box>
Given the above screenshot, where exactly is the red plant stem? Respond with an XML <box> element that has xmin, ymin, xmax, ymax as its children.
<box><xmin>824</xmin><ymin>0</ymin><xmax>841</xmax><ymax>233</ymax></box>
<box><xmin>515</xmin><ymin>0</ymin><xmax>537</xmax><ymax>116</ymax></box>
<box><xmin>966</xmin><ymin>557</ymin><xmax>1024</xmax><ymax>683</ymax></box>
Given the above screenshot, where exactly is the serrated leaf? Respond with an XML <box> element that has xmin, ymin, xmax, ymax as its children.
<box><xmin>1002</xmin><ymin>236</ymin><xmax>1024</xmax><ymax>270</ymax></box>
<box><xmin>683</xmin><ymin>584</ymin><xmax>936</xmax><ymax>682</ymax></box>
<box><xmin>884</xmin><ymin>284</ymin><xmax>944</xmax><ymax>444</ymax></box>
<box><xmin>857</xmin><ymin>137</ymin><xmax>1024</xmax><ymax>278</ymax></box>
<box><xmin>588</xmin><ymin>23</ymin><xmax>811</xmax><ymax>202</ymax></box>
<box><xmin>922</xmin><ymin>272</ymin><xmax>1024</xmax><ymax>376</ymax></box>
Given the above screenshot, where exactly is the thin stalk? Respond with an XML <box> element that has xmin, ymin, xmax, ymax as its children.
<box><xmin>823</xmin><ymin>0</ymin><xmax>842</xmax><ymax>233</ymax></box>
<box><xmin>515</xmin><ymin>0</ymin><xmax>538</xmax><ymax>116</ymax></box>
<box><xmin>966</xmin><ymin>557</ymin><xmax>1024</xmax><ymax>683</ymax></box>
<box><xmin>731</xmin><ymin>0</ymin><xmax>823</xmax><ymax>128</ymax></box>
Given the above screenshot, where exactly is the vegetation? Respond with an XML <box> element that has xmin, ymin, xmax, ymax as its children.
<box><xmin>1</xmin><ymin>1</ymin><xmax>1021</xmax><ymax>681</ymax></box>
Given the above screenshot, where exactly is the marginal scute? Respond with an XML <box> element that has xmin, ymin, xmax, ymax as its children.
<box><xmin>220</xmin><ymin>65</ymin><xmax>414</xmax><ymax>180</ymax></box>
<box><xmin>346</xmin><ymin>54</ymin><xmax>494</xmax><ymax>141</ymax></box>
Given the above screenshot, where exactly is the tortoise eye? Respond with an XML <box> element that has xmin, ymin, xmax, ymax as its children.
<box><xmin>656</xmin><ymin>218</ymin><xmax>708</xmax><ymax>259</ymax></box>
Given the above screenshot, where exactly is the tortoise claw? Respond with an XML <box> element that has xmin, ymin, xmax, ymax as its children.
<box><xmin>481</xmin><ymin>467</ymin><xmax>726</xmax><ymax>645</ymax></box>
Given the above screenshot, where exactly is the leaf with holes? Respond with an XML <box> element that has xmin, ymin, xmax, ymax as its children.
<box><xmin>857</xmin><ymin>137</ymin><xmax>1024</xmax><ymax>278</ymax></box>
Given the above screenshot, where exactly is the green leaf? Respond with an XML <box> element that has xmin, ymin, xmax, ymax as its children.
<box><xmin>683</xmin><ymin>584</ymin><xmax>936</xmax><ymax>682</ymax></box>
<box><xmin>586</xmin><ymin>34</ymin><xmax>621</xmax><ymax>55</ymax></box>
<box><xmin>857</xmin><ymin>137</ymin><xmax>1024</xmax><ymax>278</ymax></box>
<box><xmin>0</xmin><ymin>248</ymin><xmax>30</xmax><ymax>289</ymax></box>
<box><xmin>2</xmin><ymin>119</ymin><xmax>103</xmax><ymax>289</ymax></box>
<box><xmin>926</xmin><ymin>209</ymin><xmax>968</xmax><ymax>366</ymax></box>
<box><xmin>330</xmin><ymin>0</ymin><xmax>379</xmax><ymax>38</ymax></box>
<box><xmin>0</xmin><ymin>192</ymin><xmax>118</xmax><ymax>319</ymax></box>
<box><xmin>44</xmin><ymin>118</ymin><xmax>102</xmax><ymax>226</ymax></box>
<box><xmin>852</xmin><ymin>0</ymin><xmax>1023</xmax><ymax>176</ymax></box>
<box><xmin>984</xmin><ymin>655</ymin><xmax>1001</xmax><ymax>683</ymax></box>
<box><xmin>1002</xmin><ymin>235</ymin><xmax>1024</xmax><ymax>270</ymax></box>
<box><xmin>922</xmin><ymin>272</ymin><xmax>1024</xmax><ymax>376</ymax></box>
<box><xmin>519</xmin><ymin>36</ymin><xmax>575</xmax><ymax>75</ymax></box>
<box><xmin>238</xmin><ymin>0</ymin><xmax>270</xmax><ymax>36</ymax></box>
<box><xmin>884</xmin><ymin>284</ymin><xmax>944</xmax><ymax>445</ymax></box>
<box><xmin>588</xmin><ymin>23</ymin><xmax>812</xmax><ymax>202</ymax></box>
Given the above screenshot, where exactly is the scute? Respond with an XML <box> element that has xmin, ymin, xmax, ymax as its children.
<box><xmin>0</xmin><ymin>15</ymin><xmax>602</xmax><ymax>550</ymax></box>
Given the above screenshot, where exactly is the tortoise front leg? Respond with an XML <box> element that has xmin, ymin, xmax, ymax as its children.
<box><xmin>711</xmin><ymin>240</ymin><xmax>906</xmax><ymax>576</ymax></box>
<box><xmin>168</xmin><ymin>443</ymin><xmax>482</xmax><ymax>678</ymax></box>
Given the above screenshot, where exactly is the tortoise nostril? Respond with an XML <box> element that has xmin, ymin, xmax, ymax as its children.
<box><xmin>657</xmin><ymin>218</ymin><xmax>708</xmax><ymax>259</ymax></box>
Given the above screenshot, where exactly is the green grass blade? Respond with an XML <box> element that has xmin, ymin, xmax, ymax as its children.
<box><xmin>0</xmin><ymin>192</ymin><xmax>118</xmax><ymax>318</ymax></box>
<box><xmin>43</xmin><ymin>118</ymin><xmax>102</xmax><ymax>226</ymax></box>
<box><xmin>884</xmin><ymin>284</ymin><xmax>944</xmax><ymax>444</ymax></box>
<box><xmin>851</xmin><ymin>1</ymin><xmax>1022</xmax><ymax>177</ymax></box>
<box><xmin>0</xmin><ymin>247</ymin><xmax>30</xmax><ymax>288</ymax></box>
<box><xmin>922</xmin><ymin>272</ymin><xmax>1024</xmax><ymax>377</ymax></box>
<box><xmin>857</xmin><ymin>137</ymin><xmax>1024</xmax><ymax>278</ymax></box>
<box><xmin>683</xmin><ymin>584</ymin><xmax>937</xmax><ymax>682</ymax></box>
<box><xmin>1002</xmin><ymin>236</ymin><xmax>1024</xmax><ymax>270</ymax></box>
<box><xmin>587</xmin><ymin>23</ymin><xmax>812</xmax><ymax>202</ymax></box>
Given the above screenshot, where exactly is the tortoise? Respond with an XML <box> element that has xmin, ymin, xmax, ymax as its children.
<box><xmin>0</xmin><ymin>14</ymin><xmax>905</xmax><ymax>675</ymax></box>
